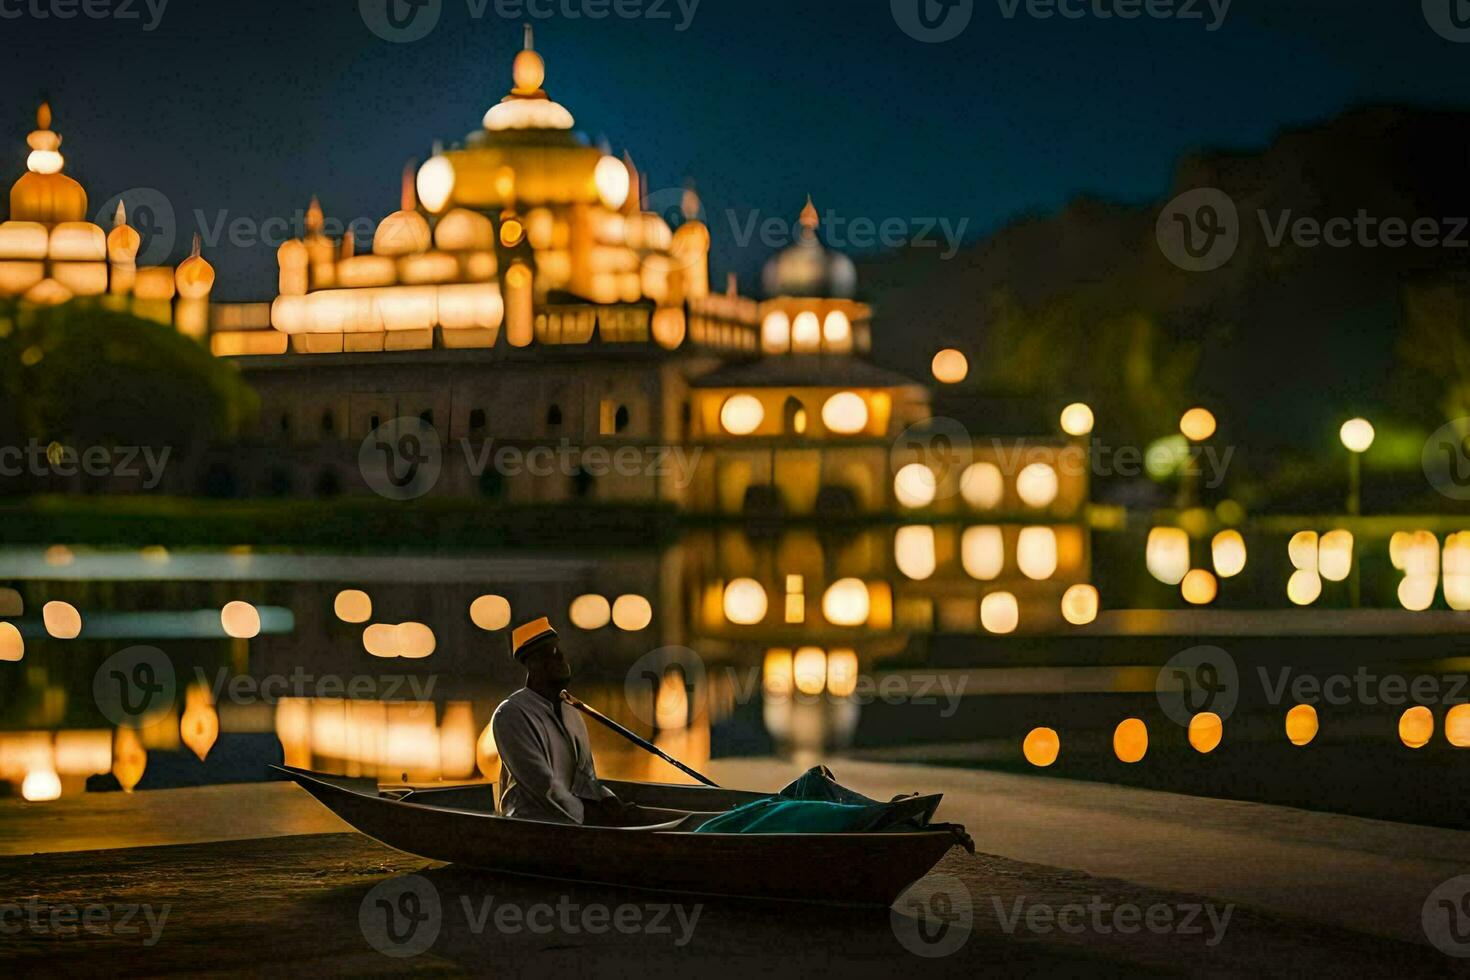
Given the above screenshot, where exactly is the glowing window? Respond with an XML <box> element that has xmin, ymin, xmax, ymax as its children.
<box><xmin>1016</xmin><ymin>463</ymin><xmax>1059</xmax><ymax>508</ymax></box>
<box><xmin>720</xmin><ymin>394</ymin><xmax>764</xmax><ymax>436</ymax></box>
<box><xmin>221</xmin><ymin>601</ymin><xmax>261</xmax><ymax>639</ymax></box>
<box><xmin>334</xmin><ymin>589</ymin><xmax>372</xmax><ymax>624</ymax></box>
<box><xmin>893</xmin><ymin>464</ymin><xmax>937</xmax><ymax>509</ymax></box>
<box><xmin>822</xmin><ymin>578</ymin><xmax>870</xmax><ymax>627</ymax></box>
<box><xmin>569</xmin><ymin>594</ymin><xmax>611</xmax><ymax>630</ymax></box>
<box><xmin>42</xmin><ymin>600</ymin><xmax>81</xmax><ymax>639</ymax></box>
<box><xmin>960</xmin><ymin>463</ymin><xmax>1003</xmax><ymax>510</ymax></box>
<box><xmin>723</xmin><ymin>579</ymin><xmax>767</xmax><ymax>625</ymax></box>
<box><xmin>980</xmin><ymin>591</ymin><xmax>1018</xmax><ymax>634</ymax></box>
<box><xmin>821</xmin><ymin>392</ymin><xmax>868</xmax><ymax>435</ymax></box>
<box><xmin>1060</xmin><ymin>584</ymin><xmax>1098</xmax><ymax>625</ymax></box>
<box><xmin>761</xmin><ymin>311</ymin><xmax>790</xmax><ymax>353</ymax></box>
<box><xmin>611</xmin><ymin>594</ymin><xmax>652</xmax><ymax>631</ymax></box>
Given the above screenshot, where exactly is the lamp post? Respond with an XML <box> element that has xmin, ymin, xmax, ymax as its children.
<box><xmin>1339</xmin><ymin>417</ymin><xmax>1374</xmax><ymax>516</ymax></box>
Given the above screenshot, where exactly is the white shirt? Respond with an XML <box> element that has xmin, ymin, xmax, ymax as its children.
<box><xmin>491</xmin><ymin>688</ymin><xmax>614</xmax><ymax>824</ymax></box>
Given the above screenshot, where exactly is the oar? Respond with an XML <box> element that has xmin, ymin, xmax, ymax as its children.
<box><xmin>559</xmin><ymin>690</ymin><xmax>720</xmax><ymax>788</ymax></box>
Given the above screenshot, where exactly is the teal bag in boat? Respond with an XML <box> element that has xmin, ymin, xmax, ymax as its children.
<box><xmin>693</xmin><ymin>765</ymin><xmax>947</xmax><ymax>835</ymax></box>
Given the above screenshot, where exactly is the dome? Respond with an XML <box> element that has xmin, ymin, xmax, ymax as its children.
<box><xmin>761</xmin><ymin>197</ymin><xmax>857</xmax><ymax>299</ymax></box>
<box><xmin>373</xmin><ymin>163</ymin><xmax>432</xmax><ymax>256</ymax></box>
<box><xmin>10</xmin><ymin>104</ymin><xmax>86</xmax><ymax>224</ymax></box>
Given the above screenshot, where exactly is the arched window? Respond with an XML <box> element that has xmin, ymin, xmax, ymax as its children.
<box><xmin>547</xmin><ymin>404</ymin><xmax>563</xmax><ymax>428</ymax></box>
<box><xmin>784</xmin><ymin>396</ymin><xmax>807</xmax><ymax>435</ymax></box>
<box><xmin>321</xmin><ymin>411</ymin><xmax>335</xmax><ymax>435</ymax></box>
<box><xmin>419</xmin><ymin>409</ymin><xmax>435</xmax><ymax>427</ymax></box>
<box><xmin>468</xmin><ymin>408</ymin><xmax>487</xmax><ymax>433</ymax></box>
<box><xmin>614</xmin><ymin>405</ymin><xmax>630</xmax><ymax>434</ymax></box>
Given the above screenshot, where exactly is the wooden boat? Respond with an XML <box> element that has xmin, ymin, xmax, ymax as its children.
<box><xmin>274</xmin><ymin>765</ymin><xmax>962</xmax><ymax>907</ymax></box>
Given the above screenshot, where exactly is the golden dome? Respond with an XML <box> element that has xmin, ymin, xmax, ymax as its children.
<box><xmin>11</xmin><ymin>102</ymin><xmax>86</xmax><ymax>224</ymax></box>
<box><xmin>175</xmin><ymin>234</ymin><xmax>215</xmax><ymax>298</ymax></box>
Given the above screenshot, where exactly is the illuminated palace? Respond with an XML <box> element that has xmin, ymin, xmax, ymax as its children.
<box><xmin>181</xmin><ymin>30</ymin><xmax>1075</xmax><ymax>522</ymax></box>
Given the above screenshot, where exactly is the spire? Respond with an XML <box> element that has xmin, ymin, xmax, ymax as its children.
<box><xmin>799</xmin><ymin>195</ymin><xmax>819</xmax><ymax>237</ymax></box>
<box><xmin>25</xmin><ymin>101</ymin><xmax>63</xmax><ymax>175</ymax></box>
<box><xmin>523</xmin><ymin>22</ymin><xmax>534</xmax><ymax>51</ymax></box>
<box><xmin>682</xmin><ymin>180</ymin><xmax>701</xmax><ymax>222</ymax></box>
<box><xmin>189</xmin><ymin>233</ymin><xmax>202</xmax><ymax>259</ymax></box>
<box><xmin>400</xmin><ymin>160</ymin><xmax>418</xmax><ymax>212</ymax></box>
<box><xmin>113</xmin><ymin>200</ymin><xmax>127</xmax><ymax>228</ymax></box>
<box><xmin>305</xmin><ymin>196</ymin><xmax>324</xmax><ymax>235</ymax></box>
<box><xmin>511</xmin><ymin>23</ymin><xmax>546</xmax><ymax>97</ymax></box>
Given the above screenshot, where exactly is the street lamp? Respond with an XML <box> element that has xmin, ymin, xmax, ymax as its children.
<box><xmin>1177</xmin><ymin>407</ymin><xmax>1216</xmax><ymax>507</ymax></box>
<box><xmin>1339</xmin><ymin>417</ymin><xmax>1374</xmax><ymax>516</ymax></box>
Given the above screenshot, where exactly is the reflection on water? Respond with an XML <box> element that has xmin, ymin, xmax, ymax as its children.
<box><xmin>4</xmin><ymin>519</ymin><xmax>1470</xmax><ymax>805</ymax></box>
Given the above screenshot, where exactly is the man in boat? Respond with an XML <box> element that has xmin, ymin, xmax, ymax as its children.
<box><xmin>491</xmin><ymin>616</ymin><xmax>652</xmax><ymax>826</ymax></box>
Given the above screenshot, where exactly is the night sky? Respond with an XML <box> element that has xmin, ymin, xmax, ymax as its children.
<box><xmin>2</xmin><ymin>0</ymin><xmax>1464</xmax><ymax>299</ymax></box>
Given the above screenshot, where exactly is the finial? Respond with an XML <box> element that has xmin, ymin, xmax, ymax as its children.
<box><xmin>726</xmin><ymin>271</ymin><xmax>738</xmax><ymax>297</ymax></box>
<box><xmin>682</xmin><ymin>180</ymin><xmax>701</xmax><ymax>222</ymax></box>
<box><xmin>189</xmin><ymin>233</ymin><xmax>202</xmax><ymax>259</ymax></box>
<box><xmin>512</xmin><ymin>24</ymin><xmax>546</xmax><ymax>95</ymax></box>
<box><xmin>37</xmin><ymin>102</ymin><xmax>51</xmax><ymax>131</ymax></box>
<box><xmin>523</xmin><ymin>23</ymin><xmax>534</xmax><ymax>51</ymax></box>
<box><xmin>113</xmin><ymin>200</ymin><xmax>127</xmax><ymax>228</ymax></box>
<box><xmin>401</xmin><ymin>160</ymin><xmax>418</xmax><ymax>211</ymax></box>
<box><xmin>800</xmin><ymin>195</ymin><xmax>819</xmax><ymax>233</ymax></box>
<box><xmin>306</xmin><ymin>196</ymin><xmax>324</xmax><ymax>235</ymax></box>
<box><xmin>431</xmin><ymin>139</ymin><xmax>443</xmax><ymax>156</ymax></box>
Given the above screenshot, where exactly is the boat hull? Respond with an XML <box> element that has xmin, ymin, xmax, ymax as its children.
<box><xmin>275</xmin><ymin>766</ymin><xmax>958</xmax><ymax>907</ymax></box>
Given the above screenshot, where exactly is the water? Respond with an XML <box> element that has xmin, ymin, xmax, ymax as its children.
<box><xmin>3</xmin><ymin>522</ymin><xmax>1470</xmax><ymax>825</ymax></box>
